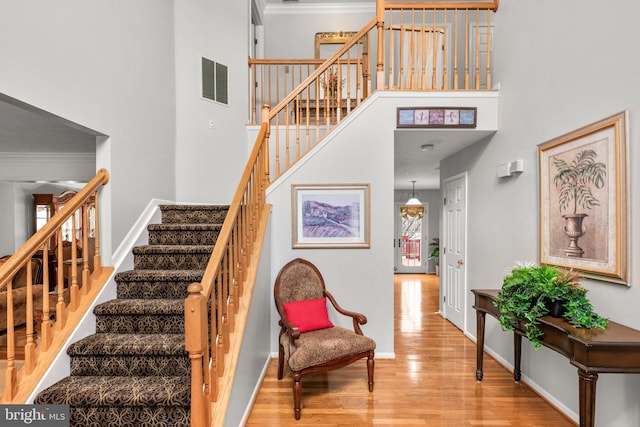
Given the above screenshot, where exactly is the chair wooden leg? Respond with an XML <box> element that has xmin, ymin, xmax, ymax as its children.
<box><xmin>277</xmin><ymin>344</ymin><xmax>285</xmax><ymax>380</ymax></box>
<box><xmin>293</xmin><ymin>373</ymin><xmax>302</xmax><ymax>420</ymax></box>
<box><xmin>367</xmin><ymin>351</ymin><xmax>375</xmax><ymax>392</ymax></box>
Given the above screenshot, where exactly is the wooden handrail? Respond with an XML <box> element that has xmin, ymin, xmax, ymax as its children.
<box><xmin>384</xmin><ymin>1</ymin><xmax>499</xmax><ymax>12</ymax></box>
<box><xmin>1</xmin><ymin>168</ymin><xmax>110</xmax><ymax>402</ymax></box>
<box><xmin>0</xmin><ymin>169</ymin><xmax>109</xmax><ymax>287</ymax></box>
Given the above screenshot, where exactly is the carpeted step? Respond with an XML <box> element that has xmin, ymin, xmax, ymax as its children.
<box><xmin>132</xmin><ymin>245</ymin><xmax>213</xmax><ymax>270</ymax></box>
<box><xmin>148</xmin><ymin>223</ymin><xmax>222</xmax><ymax>246</ymax></box>
<box><xmin>160</xmin><ymin>204</ymin><xmax>228</xmax><ymax>225</ymax></box>
<box><xmin>34</xmin><ymin>375</ymin><xmax>190</xmax><ymax>427</ymax></box>
<box><xmin>115</xmin><ymin>269</ymin><xmax>204</xmax><ymax>299</ymax></box>
<box><xmin>67</xmin><ymin>333</ymin><xmax>189</xmax><ymax>377</ymax></box>
<box><xmin>94</xmin><ymin>299</ymin><xmax>185</xmax><ymax>334</ymax></box>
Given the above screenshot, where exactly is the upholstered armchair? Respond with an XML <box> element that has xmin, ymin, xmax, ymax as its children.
<box><xmin>274</xmin><ymin>258</ymin><xmax>376</xmax><ymax>419</ymax></box>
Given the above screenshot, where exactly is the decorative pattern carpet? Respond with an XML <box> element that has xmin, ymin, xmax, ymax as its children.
<box><xmin>35</xmin><ymin>205</ymin><xmax>227</xmax><ymax>426</ymax></box>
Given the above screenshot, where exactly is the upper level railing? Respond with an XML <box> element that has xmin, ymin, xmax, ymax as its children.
<box><xmin>249</xmin><ymin>0</ymin><xmax>498</xmax><ymax>181</ymax></box>
<box><xmin>0</xmin><ymin>169</ymin><xmax>110</xmax><ymax>402</ymax></box>
<box><xmin>185</xmin><ymin>107</ymin><xmax>271</xmax><ymax>427</ymax></box>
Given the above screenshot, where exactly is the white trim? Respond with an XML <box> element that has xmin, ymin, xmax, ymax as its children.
<box><xmin>265</xmin><ymin>2</ymin><xmax>375</xmax><ymax>15</ymax></box>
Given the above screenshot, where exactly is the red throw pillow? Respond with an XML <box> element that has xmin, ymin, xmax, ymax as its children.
<box><xmin>282</xmin><ymin>297</ymin><xmax>334</xmax><ymax>333</ymax></box>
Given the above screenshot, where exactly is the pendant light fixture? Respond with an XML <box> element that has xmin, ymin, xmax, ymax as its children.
<box><xmin>401</xmin><ymin>180</ymin><xmax>424</xmax><ymax>219</ymax></box>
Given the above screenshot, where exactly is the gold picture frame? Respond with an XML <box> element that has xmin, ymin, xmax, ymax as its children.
<box><xmin>538</xmin><ymin>110</ymin><xmax>629</xmax><ymax>285</ymax></box>
<box><xmin>292</xmin><ymin>184</ymin><xmax>370</xmax><ymax>249</ymax></box>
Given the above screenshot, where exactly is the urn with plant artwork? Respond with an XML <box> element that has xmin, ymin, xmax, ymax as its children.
<box><xmin>552</xmin><ymin>149</ymin><xmax>606</xmax><ymax>258</ymax></box>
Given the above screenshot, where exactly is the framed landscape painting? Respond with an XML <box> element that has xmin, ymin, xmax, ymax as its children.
<box><xmin>538</xmin><ymin>110</ymin><xmax>629</xmax><ymax>285</ymax></box>
<box><xmin>292</xmin><ymin>184</ymin><xmax>370</xmax><ymax>249</ymax></box>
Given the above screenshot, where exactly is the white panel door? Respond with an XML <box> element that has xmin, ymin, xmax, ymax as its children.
<box><xmin>442</xmin><ymin>174</ymin><xmax>467</xmax><ymax>330</ymax></box>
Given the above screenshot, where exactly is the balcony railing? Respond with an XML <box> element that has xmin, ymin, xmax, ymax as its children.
<box><xmin>249</xmin><ymin>1</ymin><xmax>499</xmax><ymax>181</ymax></box>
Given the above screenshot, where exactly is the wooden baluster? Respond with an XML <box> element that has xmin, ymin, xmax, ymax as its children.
<box><xmin>305</xmin><ymin>65</ymin><xmax>311</xmax><ymax>152</ymax></box>
<box><xmin>464</xmin><ymin>9</ymin><xmax>469</xmax><ymax>89</ymax></box>
<box><xmin>409</xmin><ymin>10</ymin><xmax>415</xmax><ymax>89</ymax></box>
<box><xmin>399</xmin><ymin>11</ymin><xmax>405</xmax><ymax>88</ymax></box>
<box><xmin>55</xmin><ymin>231</ymin><xmax>66</xmax><ymax>330</ymax></box>
<box><xmin>82</xmin><ymin>203</ymin><xmax>90</xmax><ymax>294</ymax></box>
<box><xmin>421</xmin><ymin>10</ymin><xmax>427</xmax><ymax>89</ymax></box>
<box><xmin>432</xmin><ymin>8</ymin><xmax>437</xmax><ymax>89</ymax></box>
<box><xmin>295</xmin><ymin>93</ymin><xmax>301</xmax><ymax>163</ymax></box>
<box><xmin>485</xmin><ymin>9</ymin><xmax>492</xmax><ymax>89</ymax></box>
<box><xmin>70</xmin><ymin>213</ymin><xmax>79</xmax><ymax>311</ymax></box>
<box><xmin>41</xmin><ymin>241</ymin><xmax>53</xmax><ymax>350</ymax></box>
<box><xmin>453</xmin><ymin>9</ymin><xmax>459</xmax><ymax>89</ymax></box>
<box><xmin>275</xmin><ymin>109</ymin><xmax>280</xmax><ymax>178</ymax></box>
<box><xmin>443</xmin><ymin>9</ymin><xmax>448</xmax><ymax>89</ymax></box>
<box><xmin>24</xmin><ymin>259</ymin><xmax>36</xmax><ymax>374</ymax></box>
<box><xmin>4</xmin><ymin>277</ymin><xmax>16</xmax><ymax>400</ymax></box>
<box><xmin>376</xmin><ymin>0</ymin><xmax>385</xmax><ymax>90</ymax></box>
<box><xmin>216</xmin><ymin>267</ymin><xmax>224</xmax><ymax>377</ymax></box>
<box><xmin>475</xmin><ymin>9</ymin><xmax>480</xmax><ymax>89</ymax></box>
<box><xmin>388</xmin><ymin>10</ymin><xmax>395</xmax><ymax>89</ymax></box>
<box><xmin>93</xmin><ymin>193</ymin><xmax>102</xmax><ymax>276</ymax></box>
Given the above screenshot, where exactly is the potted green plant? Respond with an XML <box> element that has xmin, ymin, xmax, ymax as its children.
<box><xmin>494</xmin><ymin>262</ymin><xmax>608</xmax><ymax>349</ymax></box>
<box><xmin>429</xmin><ymin>237</ymin><xmax>440</xmax><ymax>276</ymax></box>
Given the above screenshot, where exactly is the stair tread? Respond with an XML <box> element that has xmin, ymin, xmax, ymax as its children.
<box><xmin>35</xmin><ymin>375</ymin><xmax>190</xmax><ymax>407</ymax></box>
<box><xmin>115</xmin><ymin>269</ymin><xmax>204</xmax><ymax>281</ymax></box>
<box><xmin>68</xmin><ymin>333</ymin><xmax>186</xmax><ymax>356</ymax></box>
<box><xmin>95</xmin><ymin>298</ymin><xmax>184</xmax><ymax>315</ymax></box>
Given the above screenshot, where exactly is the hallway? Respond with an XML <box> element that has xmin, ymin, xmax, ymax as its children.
<box><xmin>246</xmin><ymin>274</ymin><xmax>575</xmax><ymax>426</ymax></box>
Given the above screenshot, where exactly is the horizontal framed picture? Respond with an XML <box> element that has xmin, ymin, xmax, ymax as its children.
<box><xmin>538</xmin><ymin>110</ymin><xmax>629</xmax><ymax>285</ymax></box>
<box><xmin>292</xmin><ymin>184</ymin><xmax>370</xmax><ymax>249</ymax></box>
<box><xmin>397</xmin><ymin>107</ymin><xmax>477</xmax><ymax>128</ymax></box>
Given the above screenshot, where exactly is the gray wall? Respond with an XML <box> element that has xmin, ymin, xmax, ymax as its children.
<box><xmin>441</xmin><ymin>1</ymin><xmax>640</xmax><ymax>425</ymax></box>
<box><xmin>0</xmin><ymin>0</ymin><xmax>177</xmax><ymax>254</ymax></box>
<box><xmin>266</xmin><ymin>95</ymin><xmax>396</xmax><ymax>358</ymax></box>
<box><xmin>174</xmin><ymin>0</ymin><xmax>252</xmax><ymax>204</ymax></box>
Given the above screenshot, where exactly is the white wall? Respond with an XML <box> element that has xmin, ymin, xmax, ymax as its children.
<box><xmin>266</xmin><ymin>94</ymin><xmax>396</xmax><ymax>357</ymax></box>
<box><xmin>263</xmin><ymin>4</ymin><xmax>374</xmax><ymax>59</ymax></box>
<box><xmin>174</xmin><ymin>0</ymin><xmax>251</xmax><ymax>204</ymax></box>
<box><xmin>441</xmin><ymin>1</ymin><xmax>640</xmax><ymax>425</ymax></box>
<box><xmin>0</xmin><ymin>0</ymin><xmax>177</xmax><ymax>251</ymax></box>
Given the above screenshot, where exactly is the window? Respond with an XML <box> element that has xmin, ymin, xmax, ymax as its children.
<box><xmin>202</xmin><ymin>57</ymin><xmax>228</xmax><ymax>105</ymax></box>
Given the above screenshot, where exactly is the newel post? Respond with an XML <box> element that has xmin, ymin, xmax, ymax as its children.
<box><xmin>376</xmin><ymin>0</ymin><xmax>385</xmax><ymax>90</ymax></box>
<box><xmin>185</xmin><ymin>283</ymin><xmax>209</xmax><ymax>427</ymax></box>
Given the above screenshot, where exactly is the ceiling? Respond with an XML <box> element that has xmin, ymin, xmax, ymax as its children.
<box><xmin>0</xmin><ymin>94</ymin><xmax>99</xmax><ymax>154</ymax></box>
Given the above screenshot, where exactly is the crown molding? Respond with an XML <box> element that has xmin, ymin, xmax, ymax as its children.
<box><xmin>265</xmin><ymin>2</ymin><xmax>375</xmax><ymax>15</ymax></box>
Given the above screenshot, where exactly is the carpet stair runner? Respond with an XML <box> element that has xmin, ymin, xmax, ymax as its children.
<box><xmin>35</xmin><ymin>205</ymin><xmax>227</xmax><ymax>426</ymax></box>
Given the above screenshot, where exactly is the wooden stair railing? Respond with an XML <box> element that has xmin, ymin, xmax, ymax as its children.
<box><xmin>186</xmin><ymin>107</ymin><xmax>271</xmax><ymax>427</ymax></box>
<box><xmin>250</xmin><ymin>0</ymin><xmax>499</xmax><ymax>181</ymax></box>
<box><xmin>0</xmin><ymin>168</ymin><xmax>111</xmax><ymax>402</ymax></box>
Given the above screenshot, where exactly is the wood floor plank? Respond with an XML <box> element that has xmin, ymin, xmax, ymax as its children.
<box><xmin>245</xmin><ymin>274</ymin><xmax>576</xmax><ymax>426</ymax></box>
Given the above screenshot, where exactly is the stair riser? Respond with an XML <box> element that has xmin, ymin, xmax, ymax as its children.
<box><xmin>161</xmin><ymin>208</ymin><xmax>228</xmax><ymax>224</ymax></box>
<box><xmin>117</xmin><ymin>281</ymin><xmax>192</xmax><ymax>299</ymax></box>
<box><xmin>70</xmin><ymin>356</ymin><xmax>190</xmax><ymax>377</ymax></box>
<box><xmin>148</xmin><ymin>229</ymin><xmax>220</xmax><ymax>246</ymax></box>
<box><xmin>133</xmin><ymin>252</ymin><xmax>211</xmax><ymax>270</ymax></box>
<box><xmin>69</xmin><ymin>407</ymin><xmax>190</xmax><ymax>427</ymax></box>
<box><xmin>95</xmin><ymin>315</ymin><xmax>184</xmax><ymax>334</ymax></box>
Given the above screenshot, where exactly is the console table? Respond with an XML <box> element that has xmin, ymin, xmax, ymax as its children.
<box><xmin>472</xmin><ymin>289</ymin><xmax>640</xmax><ymax>427</ymax></box>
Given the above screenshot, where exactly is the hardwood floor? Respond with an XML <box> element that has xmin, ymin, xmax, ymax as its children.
<box><xmin>246</xmin><ymin>274</ymin><xmax>576</xmax><ymax>426</ymax></box>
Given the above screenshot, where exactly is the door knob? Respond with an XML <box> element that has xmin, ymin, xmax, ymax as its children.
<box><xmin>457</xmin><ymin>259</ymin><xmax>464</xmax><ymax>265</ymax></box>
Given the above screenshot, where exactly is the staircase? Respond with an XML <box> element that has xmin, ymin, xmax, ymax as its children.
<box><xmin>35</xmin><ymin>204</ymin><xmax>227</xmax><ymax>427</ymax></box>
